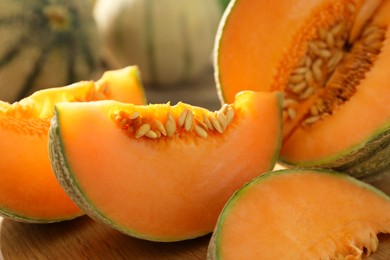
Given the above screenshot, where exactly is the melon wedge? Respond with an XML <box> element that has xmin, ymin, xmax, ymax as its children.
<box><xmin>48</xmin><ymin>91</ymin><xmax>282</xmax><ymax>241</ymax></box>
<box><xmin>0</xmin><ymin>66</ymin><xmax>146</xmax><ymax>223</ymax></box>
<box><xmin>215</xmin><ymin>0</ymin><xmax>390</xmax><ymax>177</ymax></box>
<box><xmin>208</xmin><ymin>169</ymin><xmax>390</xmax><ymax>259</ymax></box>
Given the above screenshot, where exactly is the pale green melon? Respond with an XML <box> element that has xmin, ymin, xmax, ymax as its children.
<box><xmin>94</xmin><ymin>0</ymin><xmax>222</xmax><ymax>87</ymax></box>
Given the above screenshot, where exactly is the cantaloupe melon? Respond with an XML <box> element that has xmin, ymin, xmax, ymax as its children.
<box><xmin>215</xmin><ymin>0</ymin><xmax>390</xmax><ymax>177</ymax></box>
<box><xmin>94</xmin><ymin>0</ymin><xmax>222</xmax><ymax>86</ymax></box>
<box><xmin>0</xmin><ymin>66</ymin><xmax>145</xmax><ymax>223</ymax></box>
<box><xmin>0</xmin><ymin>0</ymin><xmax>101</xmax><ymax>102</ymax></box>
<box><xmin>208</xmin><ymin>169</ymin><xmax>390</xmax><ymax>259</ymax></box>
<box><xmin>49</xmin><ymin>90</ymin><xmax>282</xmax><ymax>241</ymax></box>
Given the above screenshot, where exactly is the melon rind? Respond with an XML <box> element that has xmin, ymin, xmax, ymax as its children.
<box><xmin>280</xmin><ymin>126</ymin><xmax>390</xmax><ymax>179</ymax></box>
<box><xmin>0</xmin><ymin>204</ymin><xmax>81</xmax><ymax>224</ymax></box>
<box><xmin>207</xmin><ymin>168</ymin><xmax>390</xmax><ymax>259</ymax></box>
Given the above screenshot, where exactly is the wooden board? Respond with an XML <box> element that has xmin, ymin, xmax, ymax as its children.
<box><xmin>1</xmin><ymin>69</ymin><xmax>390</xmax><ymax>259</ymax></box>
<box><xmin>0</xmin><ymin>216</ymin><xmax>389</xmax><ymax>259</ymax></box>
<box><xmin>0</xmin><ymin>216</ymin><xmax>210</xmax><ymax>259</ymax></box>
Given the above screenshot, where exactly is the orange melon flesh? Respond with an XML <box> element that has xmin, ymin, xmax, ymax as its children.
<box><xmin>209</xmin><ymin>169</ymin><xmax>390</xmax><ymax>259</ymax></box>
<box><xmin>215</xmin><ymin>0</ymin><xmax>366</xmax><ymax>103</ymax></box>
<box><xmin>0</xmin><ymin>66</ymin><xmax>146</xmax><ymax>222</ymax></box>
<box><xmin>50</xmin><ymin>91</ymin><xmax>282</xmax><ymax>241</ymax></box>
<box><xmin>280</xmin><ymin>0</ymin><xmax>390</xmax><ymax>164</ymax></box>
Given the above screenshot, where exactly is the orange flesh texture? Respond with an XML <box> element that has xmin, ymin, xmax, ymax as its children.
<box><xmin>95</xmin><ymin>66</ymin><xmax>146</xmax><ymax>106</ymax></box>
<box><xmin>280</xmin><ymin>0</ymin><xmax>390</xmax><ymax>164</ymax></box>
<box><xmin>0</xmin><ymin>66</ymin><xmax>145</xmax><ymax>220</ymax></box>
<box><xmin>216</xmin><ymin>0</ymin><xmax>364</xmax><ymax>103</ymax></box>
<box><xmin>55</xmin><ymin>91</ymin><xmax>281</xmax><ymax>240</ymax></box>
<box><xmin>216</xmin><ymin>170</ymin><xmax>390</xmax><ymax>259</ymax></box>
<box><xmin>0</xmin><ymin>118</ymin><xmax>80</xmax><ymax>220</ymax></box>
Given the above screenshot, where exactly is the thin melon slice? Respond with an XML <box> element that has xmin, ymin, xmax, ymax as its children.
<box><xmin>208</xmin><ymin>169</ymin><xmax>390</xmax><ymax>259</ymax></box>
<box><xmin>215</xmin><ymin>0</ymin><xmax>390</xmax><ymax>177</ymax></box>
<box><xmin>49</xmin><ymin>91</ymin><xmax>282</xmax><ymax>242</ymax></box>
<box><xmin>0</xmin><ymin>66</ymin><xmax>146</xmax><ymax>223</ymax></box>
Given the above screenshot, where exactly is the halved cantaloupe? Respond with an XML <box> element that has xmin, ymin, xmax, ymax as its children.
<box><xmin>0</xmin><ymin>66</ymin><xmax>146</xmax><ymax>223</ymax></box>
<box><xmin>48</xmin><ymin>91</ymin><xmax>282</xmax><ymax>241</ymax></box>
<box><xmin>215</xmin><ymin>0</ymin><xmax>390</xmax><ymax>177</ymax></box>
<box><xmin>208</xmin><ymin>169</ymin><xmax>390</xmax><ymax>259</ymax></box>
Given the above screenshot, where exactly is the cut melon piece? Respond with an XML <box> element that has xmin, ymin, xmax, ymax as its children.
<box><xmin>49</xmin><ymin>91</ymin><xmax>282</xmax><ymax>241</ymax></box>
<box><xmin>215</xmin><ymin>0</ymin><xmax>390</xmax><ymax>177</ymax></box>
<box><xmin>208</xmin><ymin>169</ymin><xmax>390</xmax><ymax>259</ymax></box>
<box><xmin>0</xmin><ymin>66</ymin><xmax>146</xmax><ymax>223</ymax></box>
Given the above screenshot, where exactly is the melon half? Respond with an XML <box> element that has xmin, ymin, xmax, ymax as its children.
<box><xmin>208</xmin><ymin>169</ymin><xmax>390</xmax><ymax>259</ymax></box>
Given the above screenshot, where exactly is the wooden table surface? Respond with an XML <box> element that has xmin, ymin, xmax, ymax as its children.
<box><xmin>1</xmin><ymin>68</ymin><xmax>390</xmax><ymax>259</ymax></box>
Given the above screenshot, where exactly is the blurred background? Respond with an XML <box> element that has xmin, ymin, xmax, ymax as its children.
<box><xmin>0</xmin><ymin>0</ymin><xmax>231</xmax><ymax>110</ymax></box>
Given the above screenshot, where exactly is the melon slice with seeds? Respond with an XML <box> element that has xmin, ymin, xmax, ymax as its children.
<box><xmin>48</xmin><ymin>90</ymin><xmax>282</xmax><ymax>241</ymax></box>
<box><xmin>0</xmin><ymin>66</ymin><xmax>146</xmax><ymax>223</ymax></box>
<box><xmin>215</xmin><ymin>0</ymin><xmax>390</xmax><ymax>177</ymax></box>
<box><xmin>208</xmin><ymin>169</ymin><xmax>390</xmax><ymax>259</ymax></box>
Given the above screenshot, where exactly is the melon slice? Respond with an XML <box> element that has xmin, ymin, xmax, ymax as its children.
<box><xmin>48</xmin><ymin>91</ymin><xmax>282</xmax><ymax>241</ymax></box>
<box><xmin>208</xmin><ymin>169</ymin><xmax>390</xmax><ymax>259</ymax></box>
<box><xmin>215</xmin><ymin>0</ymin><xmax>390</xmax><ymax>177</ymax></box>
<box><xmin>0</xmin><ymin>66</ymin><xmax>146</xmax><ymax>223</ymax></box>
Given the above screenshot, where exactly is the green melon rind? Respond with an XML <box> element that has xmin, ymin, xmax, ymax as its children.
<box><xmin>270</xmin><ymin>93</ymin><xmax>284</xmax><ymax>169</ymax></box>
<box><xmin>48</xmin><ymin>108</ymin><xmax>210</xmax><ymax>242</ymax></box>
<box><xmin>279</xmin><ymin>124</ymin><xmax>390</xmax><ymax>179</ymax></box>
<box><xmin>0</xmin><ymin>205</ymin><xmax>82</xmax><ymax>224</ymax></box>
<box><xmin>207</xmin><ymin>168</ymin><xmax>390</xmax><ymax>260</ymax></box>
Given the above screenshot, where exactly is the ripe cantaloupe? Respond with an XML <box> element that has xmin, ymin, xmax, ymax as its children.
<box><xmin>49</xmin><ymin>90</ymin><xmax>282</xmax><ymax>241</ymax></box>
<box><xmin>0</xmin><ymin>66</ymin><xmax>145</xmax><ymax>223</ymax></box>
<box><xmin>208</xmin><ymin>169</ymin><xmax>390</xmax><ymax>259</ymax></box>
<box><xmin>215</xmin><ymin>0</ymin><xmax>390</xmax><ymax>177</ymax></box>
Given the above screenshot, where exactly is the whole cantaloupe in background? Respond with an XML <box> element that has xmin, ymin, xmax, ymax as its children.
<box><xmin>93</xmin><ymin>0</ymin><xmax>223</xmax><ymax>88</ymax></box>
<box><xmin>0</xmin><ymin>0</ymin><xmax>101</xmax><ymax>102</ymax></box>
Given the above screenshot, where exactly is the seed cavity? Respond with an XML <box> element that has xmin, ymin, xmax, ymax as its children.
<box><xmin>276</xmin><ymin>1</ymin><xmax>387</xmax><ymax>129</ymax></box>
<box><xmin>113</xmin><ymin>104</ymin><xmax>236</xmax><ymax>139</ymax></box>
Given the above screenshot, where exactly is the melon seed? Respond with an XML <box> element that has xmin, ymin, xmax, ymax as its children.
<box><xmin>129</xmin><ymin>111</ymin><xmax>141</xmax><ymax>119</ymax></box>
<box><xmin>210</xmin><ymin>117</ymin><xmax>224</xmax><ymax>134</ymax></box>
<box><xmin>217</xmin><ymin>111</ymin><xmax>227</xmax><ymax>130</ymax></box>
<box><xmin>226</xmin><ymin>107</ymin><xmax>235</xmax><ymax>125</ymax></box>
<box><xmin>135</xmin><ymin>123</ymin><xmax>151</xmax><ymax>138</ymax></box>
<box><xmin>194</xmin><ymin>125</ymin><xmax>208</xmax><ymax>138</ymax></box>
<box><xmin>184</xmin><ymin>111</ymin><xmax>193</xmax><ymax>131</ymax></box>
<box><xmin>154</xmin><ymin>119</ymin><xmax>167</xmax><ymax>136</ymax></box>
<box><xmin>165</xmin><ymin>113</ymin><xmax>176</xmax><ymax>137</ymax></box>
<box><xmin>287</xmin><ymin>108</ymin><xmax>297</xmax><ymax>120</ymax></box>
<box><xmin>203</xmin><ymin>113</ymin><xmax>214</xmax><ymax>131</ymax></box>
<box><xmin>145</xmin><ymin>130</ymin><xmax>158</xmax><ymax>139</ymax></box>
<box><xmin>178</xmin><ymin>109</ymin><xmax>189</xmax><ymax>127</ymax></box>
